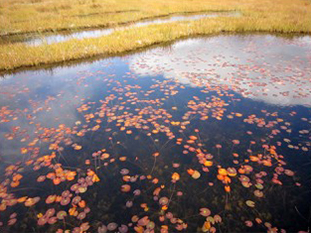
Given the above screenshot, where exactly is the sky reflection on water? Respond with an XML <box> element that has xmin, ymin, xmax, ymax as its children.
<box><xmin>0</xmin><ymin>35</ymin><xmax>310</xmax><ymax>232</ymax></box>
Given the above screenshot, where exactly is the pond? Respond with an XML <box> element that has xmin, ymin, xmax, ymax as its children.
<box><xmin>0</xmin><ymin>34</ymin><xmax>311</xmax><ymax>232</ymax></box>
<box><xmin>0</xmin><ymin>11</ymin><xmax>240</xmax><ymax>46</ymax></box>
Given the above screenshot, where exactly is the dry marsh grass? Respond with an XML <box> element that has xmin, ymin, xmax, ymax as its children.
<box><xmin>0</xmin><ymin>0</ymin><xmax>240</xmax><ymax>35</ymax></box>
<box><xmin>0</xmin><ymin>0</ymin><xmax>310</xmax><ymax>71</ymax></box>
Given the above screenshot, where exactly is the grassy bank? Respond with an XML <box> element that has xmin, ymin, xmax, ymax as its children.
<box><xmin>0</xmin><ymin>0</ymin><xmax>240</xmax><ymax>35</ymax></box>
<box><xmin>0</xmin><ymin>0</ymin><xmax>311</xmax><ymax>72</ymax></box>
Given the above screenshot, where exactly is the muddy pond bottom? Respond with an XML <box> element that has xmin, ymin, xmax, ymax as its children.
<box><xmin>0</xmin><ymin>35</ymin><xmax>311</xmax><ymax>232</ymax></box>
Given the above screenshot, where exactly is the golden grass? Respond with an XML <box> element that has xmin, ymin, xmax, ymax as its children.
<box><xmin>0</xmin><ymin>0</ymin><xmax>239</xmax><ymax>35</ymax></box>
<box><xmin>0</xmin><ymin>0</ymin><xmax>311</xmax><ymax>71</ymax></box>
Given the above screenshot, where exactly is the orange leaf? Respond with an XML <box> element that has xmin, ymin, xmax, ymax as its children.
<box><xmin>224</xmin><ymin>185</ymin><xmax>231</xmax><ymax>192</ymax></box>
<box><xmin>53</xmin><ymin>178</ymin><xmax>61</xmax><ymax>185</ymax></box>
<box><xmin>78</xmin><ymin>200</ymin><xmax>86</xmax><ymax>208</ymax></box>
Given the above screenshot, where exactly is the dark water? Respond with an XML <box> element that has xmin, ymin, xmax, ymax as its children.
<box><xmin>0</xmin><ymin>35</ymin><xmax>311</xmax><ymax>232</ymax></box>
<box><xmin>0</xmin><ymin>11</ymin><xmax>240</xmax><ymax>46</ymax></box>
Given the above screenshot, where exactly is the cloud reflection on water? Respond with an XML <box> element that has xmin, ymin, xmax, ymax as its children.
<box><xmin>129</xmin><ymin>35</ymin><xmax>311</xmax><ymax>107</ymax></box>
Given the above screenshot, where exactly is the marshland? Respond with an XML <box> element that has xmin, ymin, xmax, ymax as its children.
<box><xmin>0</xmin><ymin>0</ymin><xmax>311</xmax><ymax>232</ymax></box>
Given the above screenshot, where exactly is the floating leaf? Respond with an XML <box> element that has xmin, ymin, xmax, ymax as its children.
<box><xmin>246</xmin><ymin>200</ymin><xmax>255</xmax><ymax>208</ymax></box>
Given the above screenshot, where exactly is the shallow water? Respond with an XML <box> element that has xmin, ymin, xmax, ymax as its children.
<box><xmin>0</xmin><ymin>11</ymin><xmax>240</xmax><ymax>46</ymax></box>
<box><xmin>0</xmin><ymin>35</ymin><xmax>311</xmax><ymax>232</ymax></box>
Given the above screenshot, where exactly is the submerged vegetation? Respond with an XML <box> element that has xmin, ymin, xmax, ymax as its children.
<box><xmin>0</xmin><ymin>0</ymin><xmax>311</xmax><ymax>71</ymax></box>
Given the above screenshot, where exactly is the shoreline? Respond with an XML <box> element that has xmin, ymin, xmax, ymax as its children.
<box><xmin>1</xmin><ymin>25</ymin><xmax>310</xmax><ymax>74</ymax></box>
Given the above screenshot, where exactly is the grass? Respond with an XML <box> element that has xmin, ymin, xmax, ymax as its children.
<box><xmin>0</xmin><ymin>0</ymin><xmax>311</xmax><ymax>72</ymax></box>
<box><xmin>0</xmin><ymin>0</ymin><xmax>240</xmax><ymax>35</ymax></box>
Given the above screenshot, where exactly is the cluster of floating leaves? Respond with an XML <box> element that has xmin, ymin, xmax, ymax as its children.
<box><xmin>0</xmin><ymin>35</ymin><xmax>311</xmax><ymax>232</ymax></box>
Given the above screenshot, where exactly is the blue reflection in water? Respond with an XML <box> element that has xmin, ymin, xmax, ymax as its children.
<box><xmin>0</xmin><ymin>35</ymin><xmax>310</xmax><ymax>232</ymax></box>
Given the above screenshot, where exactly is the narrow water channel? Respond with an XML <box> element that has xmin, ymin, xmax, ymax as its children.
<box><xmin>0</xmin><ymin>11</ymin><xmax>240</xmax><ymax>46</ymax></box>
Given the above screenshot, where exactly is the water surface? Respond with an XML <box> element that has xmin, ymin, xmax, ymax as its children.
<box><xmin>0</xmin><ymin>35</ymin><xmax>310</xmax><ymax>232</ymax></box>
